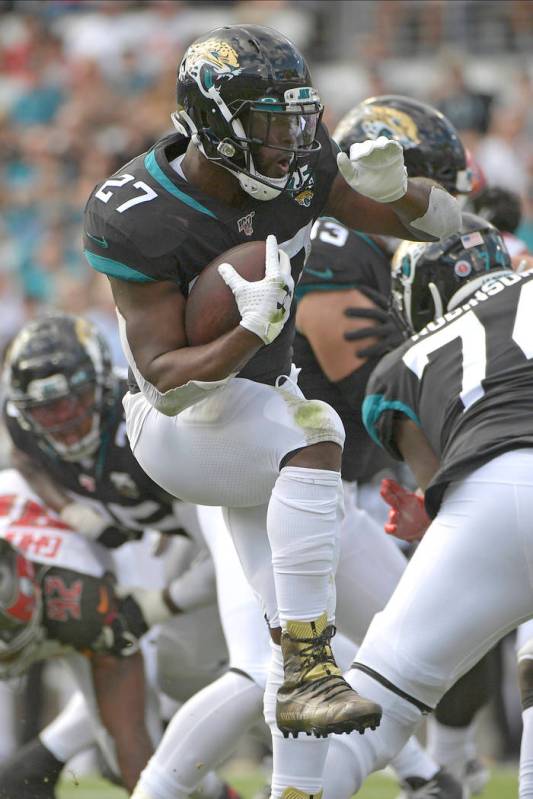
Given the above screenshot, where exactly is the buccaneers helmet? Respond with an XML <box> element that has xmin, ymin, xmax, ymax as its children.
<box><xmin>333</xmin><ymin>95</ymin><xmax>471</xmax><ymax>195</ymax></box>
<box><xmin>391</xmin><ymin>213</ymin><xmax>512</xmax><ymax>333</ymax></box>
<box><xmin>174</xmin><ymin>25</ymin><xmax>323</xmax><ymax>201</ymax></box>
<box><xmin>0</xmin><ymin>539</ymin><xmax>42</xmax><ymax>664</ymax></box>
<box><xmin>3</xmin><ymin>314</ymin><xmax>118</xmax><ymax>462</ymax></box>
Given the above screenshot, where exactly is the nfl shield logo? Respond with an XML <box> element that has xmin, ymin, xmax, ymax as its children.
<box><xmin>237</xmin><ymin>211</ymin><xmax>255</xmax><ymax>237</ymax></box>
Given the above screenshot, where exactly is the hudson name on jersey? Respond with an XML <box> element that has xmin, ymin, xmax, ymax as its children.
<box><xmin>363</xmin><ymin>270</ymin><xmax>533</xmax><ymax>516</ymax></box>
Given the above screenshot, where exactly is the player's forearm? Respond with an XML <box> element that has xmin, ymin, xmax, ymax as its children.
<box><xmin>388</xmin><ymin>177</ymin><xmax>460</xmax><ymax>241</ymax></box>
<box><xmin>393</xmin><ymin>418</ymin><xmax>440</xmax><ymax>492</ymax></box>
<box><xmin>146</xmin><ymin>325</ymin><xmax>261</xmax><ymax>391</ymax></box>
<box><xmin>10</xmin><ymin>447</ymin><xmax>70</xmax><ymax>511</ymax></box>
<box><xmin>92</xmin><ymin>652</ymin><xmax>153</xmax><ymax>790</ymax></box>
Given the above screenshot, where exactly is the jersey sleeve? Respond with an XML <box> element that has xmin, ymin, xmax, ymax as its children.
<box><xmin>42</xmin><ymin>568</ymin><xmax>145</xmax><ymax>657</ymax></box>
<box><xmin>83</xmin><ymin>195</ymin><xmax>187</xmax><ymax>287</ymax></box>
<box><xmin>297</xmin><ymin>220</ymin><xmax>390</xmax><ymax>300</ymax></box>
<box><xmin>362</xmin><ymin>345</ymin><xmax>422</xmax><ymax>460</ymax></box>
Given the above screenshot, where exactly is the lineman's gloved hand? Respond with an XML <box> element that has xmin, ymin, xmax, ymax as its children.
<box><xmin>380</xmin><ymin>479</ymin><xmax>430</xmax><ymax>541</ymax></box>
<box><xmin>117</xmin><ymin>586</ymin><xmax>179</xmax><ymax>630</ymax></box>
<box><xmin>337</xmin><ymin>137</ymin><xmax>408</xmax><ymax>203</ymax></box>
<box><xmin>343</xmin><ymin>286</ymin><xmax>408</xmax><ymax>359</ymax></box>
<box><xmin>218</xmin><ymin>234</ymin><xmax>294</xmax><ymax>345</ymax></box>
<box><xmin>59</xmin><ymin>503</ymin><xmax>140</xmax><ymax>548</ymax></box>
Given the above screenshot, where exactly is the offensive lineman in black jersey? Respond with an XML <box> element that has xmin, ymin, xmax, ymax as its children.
<box><xmin>3</xmin><ymin>313</ymin><xmax>188</xmax><ymax>548</ymax></box>
<box><xmin>295</xmin><ymin>97</ymin><xmax>490</xmax><ymax>797</ymax></box>
<box><xmin>317</xmin><ymin>215</ymin><xmax>533</xmax><ymax>795</ymax></box>
<box><xmin>82</xmin><ymin>26</ymin><xmax>461</xmax><ymax>794</ymax></box>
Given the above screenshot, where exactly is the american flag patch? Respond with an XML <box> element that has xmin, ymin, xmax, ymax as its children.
<box><xmin>460</xmin><ymin>232</ymin><xmax>484</xmax><ymax>249</ymax></box>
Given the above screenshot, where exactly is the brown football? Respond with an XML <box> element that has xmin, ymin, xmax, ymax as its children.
<box><xmin>185</xmin><ymin>240</ymin><xmax>267</xmax><ymax>346</ymax></box>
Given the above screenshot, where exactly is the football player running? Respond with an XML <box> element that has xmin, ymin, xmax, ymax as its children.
<box><xmin>295</xmin><ymin>96</ymin><xmax>489</xmax><ymax>798</ymax></box>
<box><xmin>83</xmin><ymin>25</ymin><xmax>461</xmax><ymax>799</ymax></box>
<box><xmin>316</xmin><ymin>214</ymin><xmax>533</xmax><ymax>796</ymax></box>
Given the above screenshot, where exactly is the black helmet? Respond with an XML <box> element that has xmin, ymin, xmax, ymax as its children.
<box><xmin>469</xmin><ymin>186</ymin><xmax>523</xmax><ymax>234</ymax></box>
<box><xmin>3</xmin><ymin>313</ymin><xmax>118</xmax><ymax>462</ymax></box>
<box><xmin>333</xmin><ymin>95</ymin><xmax>471</xmax><ymax>195</ymax></box>
<box><xmin>0</xmin><ymin>539</ymin><xmax>42</xmax><ymax>665</ymax></box>
<box><xmin>174</xmin><ymin>25</ymin><xmax>323</xmax><ymax>201</ymax></box>
<box><xmin>391</xmin><ymin>213</ymin><xmax>512</xmax><ymax>333</ymax></box>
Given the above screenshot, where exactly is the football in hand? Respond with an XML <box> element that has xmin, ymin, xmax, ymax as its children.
<box><xmin>185</xmin><ymin>240</ymin><xmax>267</xmax><ymax>346</ymax></box>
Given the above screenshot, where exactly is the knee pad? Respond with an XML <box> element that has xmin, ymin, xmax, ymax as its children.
<box><xmin>276</xmin><ymin>383</ymin><xmax>345</xmax><ymax>450</ymax></box>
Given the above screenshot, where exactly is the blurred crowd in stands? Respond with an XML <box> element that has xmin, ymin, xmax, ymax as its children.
<box><xmin>0</xmin><ymin>0</ymin><xmax>532</xmax><ymax>365</ymax></box>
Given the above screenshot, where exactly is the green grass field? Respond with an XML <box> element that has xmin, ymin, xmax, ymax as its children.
<box><xmin>57</xmin><ymin>764</ymin><xmax>518</xmax><ymax>799</ymax></box>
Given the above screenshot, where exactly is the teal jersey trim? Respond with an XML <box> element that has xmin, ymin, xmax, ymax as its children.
<box><xmin>362</xmin><ymin>393</ymin><xmax>421</xmax><ymax>448</ymax></box>
<box><xmin>84</xmin><ymin>249</ymin><xmax>156</xmax><ymax>283</ymax></box>
<box><xmin>144</xmin><ymin>150</ymin><xmax>217</xmax><ymax>219</ymax></box>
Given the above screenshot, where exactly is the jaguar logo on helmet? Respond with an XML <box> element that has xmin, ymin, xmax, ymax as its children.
<box><xmin>360</xmin><ymin>105</ymin><xmax>420</xmax><ymax>147</ymax></box>
<box><xmin>179</xmin><ymin>38</ymin><xmax>242</xmax><ymax>99</ymax></box>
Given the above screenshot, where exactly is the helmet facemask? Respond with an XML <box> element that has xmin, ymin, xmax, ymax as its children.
<box><xmin>174</xmin><ymin>89</ymin><xmax>323</xmax><ymax>201</ymax></box>
<box><xmin>4</xmin><ymin>314</ymin><xmax>118</xmax><ymax>463</ymax></box>
<box><xmin>16</xmin><ymin>376</ymin><xmax>105</xmax><ymax>463</ymax></box>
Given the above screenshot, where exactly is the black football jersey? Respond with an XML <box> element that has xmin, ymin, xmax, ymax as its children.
<box><xmin>3</xmin><ymin>379</ymin><xmax>185</xmax><ymax>537</ymax></box>
<box><xmin>294</xmin><ymin>218</ymin><xmax>393</xmax><ymax>481</ymax></box>
<box><xmin>83</xmin><ymin>125</ymin><xmax>339</xmax><ymax>385</ymax></box>
<box><xmin>364</xmin><ymin>270</ymin><xmax>533</xmax><ymax>516</ymax></box>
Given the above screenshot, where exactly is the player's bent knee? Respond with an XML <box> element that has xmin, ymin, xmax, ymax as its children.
<box><xmin>280</xmin><ymin>396</ymin><xmax>345</xmax><ymax>470</ymax></box>
<box><xmin>285</xmin><ymin>440</ymin><xmax>343</xmax><ymax>471</ymax></box>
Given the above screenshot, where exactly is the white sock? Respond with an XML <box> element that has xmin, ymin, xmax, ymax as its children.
<box><xmin>520</xmin><ymin>706</ymin><xmax>533</xmax><ymax>798</ymax></box>
<box><xmin>267</xmin><ymin>466</ymin><xmax>341</xmax><ymax>625</ymax></box>
<box><xmin>390</xmin><ymin>736</ymin><xmax>439</xmax><ymax>783</ymax></box>
<box><xmin>40</xmin><ymin>692</ymin><xmax>95</xmax><ymax>762</ymax></box>
<box><xmin>426</xmin><ymin>717</ymin><xmax>470</xmax><ymax>779</ymax></box>
<box><xmin>265</xmin><ymin>641</ymin><xmax>330</xmax><ymax>798</ymax></box>
<box><xmin>134</xmin><ymin>671</ymin><xmax>262</xmax><ymax>799</ymax></box>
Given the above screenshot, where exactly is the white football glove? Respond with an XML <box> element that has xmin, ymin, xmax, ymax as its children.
<box><xmin>59</xmin><ymin>502</ymin><xmax>108</xmax><ymax>540</ymax></box>
<box><xmin>123</xmin><ymin>587</ymin><xmax>173</xmax><ymax>628</ymax></box>
<box><xmin>218</xmin><ymin>234</ymin><xmax>294</xmax><ymax>345</ymax></box>
<box><xmin>337</xmin><ymin>136</ymin><xmax>408</xmax><ymax>203</ymax></box>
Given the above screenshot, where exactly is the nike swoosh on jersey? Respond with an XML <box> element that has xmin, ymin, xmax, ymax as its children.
<box><xmin>305</xmin><ymin>267</ymin><xmax>334</xmax><ymax>280</ymax></box>
<box><xmin>86</xmin><ymin>231</ymin><xmax>109</xmax><ymax>248</ymax></box>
